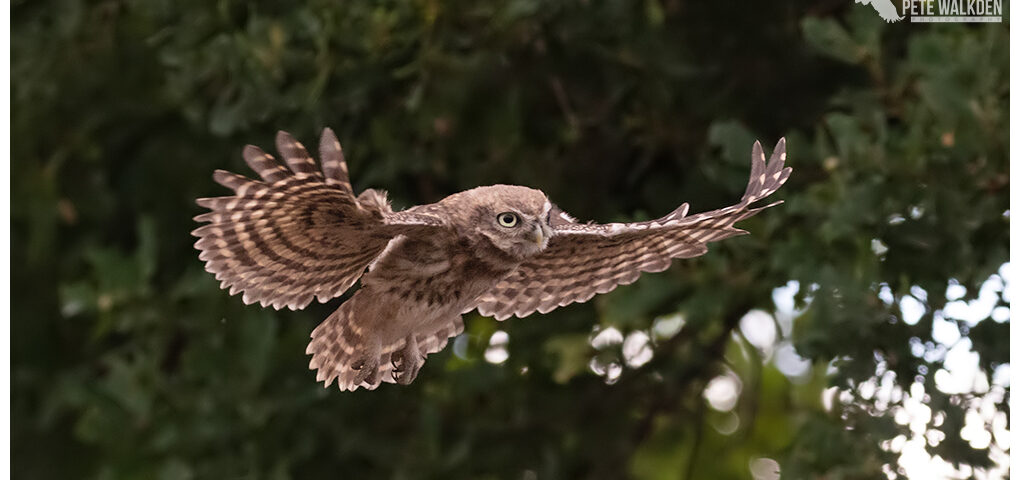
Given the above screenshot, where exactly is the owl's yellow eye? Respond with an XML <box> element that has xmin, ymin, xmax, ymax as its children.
<box><xmin>497</xmin><ymin>212</ymin><xmax>519</xmax><ymax>228</ymax></box>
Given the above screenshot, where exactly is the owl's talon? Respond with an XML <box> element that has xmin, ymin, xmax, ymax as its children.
<box><xmin>390</xmin><ymin>335</ymin><xmax>424</xmax><ymax>385</ymax></box>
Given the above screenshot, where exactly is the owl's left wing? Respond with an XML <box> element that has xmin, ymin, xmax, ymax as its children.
<box><xmin>193</xmin><ymin>129</ymin><xmax>447</xmax><ymax>310</ymax></box>
<box><xmin>472</xmin><ymin>139</ymin><xmax>791</xmax><ymax>320</ymax></box>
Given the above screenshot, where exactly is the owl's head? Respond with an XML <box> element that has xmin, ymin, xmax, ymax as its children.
<box><xmin>449</xmin><ymin>185</ymin><xmax>554</xmax><ymax>260</ymax></box>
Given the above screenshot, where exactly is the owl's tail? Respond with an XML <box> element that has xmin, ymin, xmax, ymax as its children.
<box><xmin>305</xmin><ymin>293</ymin><xmax>464</xmax><ymax>391</ymax></box>
<box><xmin>305</xmin><ymin>294</ymin><xmax>382</xmax><ymax>391</ymax></box>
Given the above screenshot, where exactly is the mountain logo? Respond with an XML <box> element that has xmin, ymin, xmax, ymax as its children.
<box><xmin>855</xmin><ymin>0</ymin><xmax>905</xmax><ymax>22</ymax></box>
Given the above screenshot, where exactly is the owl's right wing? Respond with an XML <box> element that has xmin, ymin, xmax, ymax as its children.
<box><xmin>472</xmin><ymin>139</ymin><xmax>791</xmax><ymax>320</ymax></box>
<box><xmin>193</xmin><ymin>129</ymin><xmax>447</xmax><ymax>310</ymax></box>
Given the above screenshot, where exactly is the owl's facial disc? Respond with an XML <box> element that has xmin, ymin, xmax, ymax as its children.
<box><xmin>484</xmin><ymin>207</ymin><xmax>552</xmax><ymax>259</ymax></box>
<box><xmin>455</xmin><ymin>185</ymin><xmax>552</xmax><ymax>260</ymax></box>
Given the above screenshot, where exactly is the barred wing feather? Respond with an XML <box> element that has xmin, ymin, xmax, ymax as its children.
<box><xmin>473</xmin><ymin>139</ymin><xmax>791</xmax><ymax>320</ymax></box>
<box><xmin>193</xmin><ymin>129</ymin><xmax>444</xmax><ymax>310</ymax></box>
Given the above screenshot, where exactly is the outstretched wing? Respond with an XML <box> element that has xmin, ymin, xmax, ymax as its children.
<box><xmin>473</xmin><ymin>139</ymin><xmax>791</xmax><ymax>320</ymax></box>
<box><xmin>193</xmin><ymin>129</ymin><xmax>446</xmax><ymax>310</ymax></box>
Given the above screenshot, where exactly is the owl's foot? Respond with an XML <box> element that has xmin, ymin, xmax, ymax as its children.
<box><xmin>390</xmin><ymin>335</ymin><xmax>425</xmax><ymax>385</ymax></box>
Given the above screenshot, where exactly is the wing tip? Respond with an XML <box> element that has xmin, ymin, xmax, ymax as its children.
<box><xmin>742</xmin><ymin>137</ymin><xmax>791</xmax><ymax>203</ymax></box>
<box><xmin>242</xmin><ymin>144</ymin><xmax>265</xmax><ymax>158</ymax></box>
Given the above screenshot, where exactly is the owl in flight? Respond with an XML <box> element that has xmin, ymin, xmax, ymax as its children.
<box><xmin>193</xmin><ymin>129</ymin><xmax>791</xmax><ymax>391</ymax></box>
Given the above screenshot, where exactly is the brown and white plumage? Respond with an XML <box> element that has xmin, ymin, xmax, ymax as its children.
<box><xmin>473</xmin><ymin>139</ymin><xmax>791</xmax><ymax>320</ymax></box>
<box><xmin>194</xmin><ymin>129</ymin><xmax>791</xmax><ymax>391</ymax></box>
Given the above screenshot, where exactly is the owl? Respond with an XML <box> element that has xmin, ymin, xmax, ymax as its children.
<box><xmin>193</xmin><ymin>129</ymin><xmax>791</xmax><ymax>391</ymax></box>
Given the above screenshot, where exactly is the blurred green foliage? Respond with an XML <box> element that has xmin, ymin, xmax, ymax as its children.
<box><xmin>12</xmin><ymin>1</ymin><xmax>1008</xmax><ymax>479</ymax></box>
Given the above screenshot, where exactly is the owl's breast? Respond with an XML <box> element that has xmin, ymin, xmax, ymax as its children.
<box><xmin>361</xmin><ymin>233</ymin><xmax>519</xmax><ymax>312</ymax></box>
<box><xmin>352</xmin><ymin>234</ymin><xmax>518</xmax><ymax>343</ymax></box>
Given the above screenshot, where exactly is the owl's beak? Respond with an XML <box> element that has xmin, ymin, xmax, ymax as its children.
<box><xmin>531</xmin><ymin>224</ymin><xmax>545</xmax><ymax>246</ymax></box>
